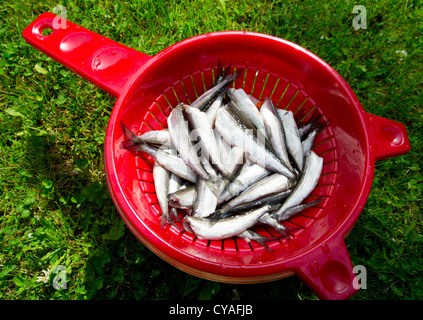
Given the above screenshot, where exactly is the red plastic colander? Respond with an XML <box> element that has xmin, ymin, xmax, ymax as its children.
<box><xmin>23</xmin><ymin>13</ymin><xmax>410</xmax><ymax>300</ymax></box>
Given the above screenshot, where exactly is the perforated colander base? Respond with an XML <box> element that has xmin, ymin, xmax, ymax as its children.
<box><xmin>133</xmin><ymin>65</ymin><xmax>338</xmax><ymax>253</ymax></box>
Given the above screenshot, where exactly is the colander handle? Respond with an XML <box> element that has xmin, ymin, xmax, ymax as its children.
<box><xmin>22</xmin><ymin>13</ymin><xmax>151</xmax><ymax>98</ymax></box>
<box><xmin>294</xmin><ymin>239</ymin><xmax>359</xmax><ymax>300</ymax></box>
<box><xmin>365</xmin><ymin>112</ymin><xmax>411</xmax><ymax>161</ymax></box>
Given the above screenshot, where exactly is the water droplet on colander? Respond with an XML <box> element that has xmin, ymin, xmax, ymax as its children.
<box><xmin>94</xmin><ymin>58</ymin><xmax>101</xmax><ymax>69</ymax></box>
<box><xmin>321</xmin><ymin>242</ymin><xmax>330</xmax><ymax>254</ymax></box>
<box><xmin>310</xmin><ymin>261</ymin><xmax>319</xmax><ymax>276</ymax></box>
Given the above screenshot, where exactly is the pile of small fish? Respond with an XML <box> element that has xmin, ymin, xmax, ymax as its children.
<box><xmin>121</xmin><ymin>67</ymin><xmax>326</xmax><ymax>251</ymax></box>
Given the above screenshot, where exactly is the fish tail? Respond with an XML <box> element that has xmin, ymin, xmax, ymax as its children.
<box><xmin>212</xmin><ymin>60</ymin><xmax>223</xmax><ymax>87</ymax></box>
<box><xmin>242</xmin><ymin>229</ymin><xmax>289</xmax><ymax>252</ymax></box>
<box><xmin>120</xmin><ymin>121</ymin><xmax>138</xmax><ymax>141</ymax></box>
<box><xmin>262</xmin><ymin>224</ymin><xmax>301</xmax><ymax>243</ymax></box>
<box><xmin>169</xmin><ymin>207</ymin><xmax>183</xmax><ymax>224</ymax></box>
<box><xmin>161</xmin><ymin>209</ymin><xmax>184</xmax><ymax>229</ymax></box>
<box><xmin>160</xmin><ymin>210</ymin><xmax>171</xmax><ymax>228</ymax></box>
<box><xmin>120</xmin><ymin>140</ymin><xmax>138</xmax><ymax>150</ymax></box>
<box><xmin>309</xmin><ymin>108</ymin><xmax>321</xmax><ymax>124</ymax></box>
<box><xmin>251</xmin><ymin>237</ymin><xmax>273</xmax><ymax>252</ymax></box>
<box><xmin>227</xmin><ymin>69</ymin><xmax>243</xmax><ymax>85</ymax></box>
<box><xmin>308</xmin><ymin>112</ymin><xmax>328</xmax><ymax>134</ymax></box>
<box><xmin>223</xmin><ymin>63</ymin><xmax>232</xmax><ymax>77</ymax></box>
<box><xmin>294</xmin><ymin>106</ymin><xmax>310</xmax><ymax>123</ymax></box>
<box><xmin>307</xmin><ymin>196</ymin><xmax>325</xmax><ymax>206</ymax></box>
<box><xmin>267</xmin><ymin>232</ymin><xmax>292</xmax><ymax>246</ymax></box>
<box><xmin>254</xmin><ymin>234</ymin><xmax>291</xmax><ymax>251</ymax></box>
<box><xmin>315</xmin><ymin>118</ymin><xmax>329</xmax><ymax>133</ymax></box>
<box><xmin>282</xmin><ymin>225</ymin><xmax>303</xmax><ymax>235</ymax></box>
<box><xmin>279</xmin><ymin>197</ymin><xmax>325</xmax><ymax>221</ymax></box>
<box><xmin>120</xmin><ymin>121</ymin><xmax>144</xmax><ymax>150</ymax></box>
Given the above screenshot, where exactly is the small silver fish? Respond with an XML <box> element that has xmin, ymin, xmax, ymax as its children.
<box><xmin>221</xmin><ymin>146</ymin><xmax>245</xmax><ymax>176</ymax></box>
<box><xmin>167</xmin><ymin>104</ymin><xmax>207</xmax><ymax>176</ymax></box>
<box><xmin>218</xmin><ymin>163</ymin><xmax>270</xmax><ymax>205</ymax></box>
<box><xmin>226</xmin><ymin>100</ymin><xmax>277</xmax><ymax>156</ymax></box>
<box><xmin>223</xmin><ymin>189</ymin><xmax>291</xmax><ymax>216</ymax></box>
<box><xmin>139</xmin><ymin>144</ymin><xmax>198</xmax><ymax>183</ymax></box>
<box><xmin>299</xmin><ymin>122</ymin><xmax>314</xmax><ymax>140</ymax></box>
<box><xmin>301</xmin><ymin>128</ymin><xmax>318</xmax><ymax>154</ymax></box>
<box><xmin>167</xmin><ymin>104</ymin><xmax>222</xmax><ymax>195</ymax></box>
<box><xmin>183</xmin><ymin>205</ymin><xmax>272</xmax><ymax>240</ymax></box>
<box><xmin>168</xmin><ymin>172</ymin><xmax>184</xmax><ymax>194</ymax></box>
<box><xmin>192</xmin><ymin>146</ymin><xmax>244</xmax><ymax>218</ymax></box>
<box><xmin>301</xmin><ymin>117</ymin><xmax>328</xmax><ymax>153</ymax></box>
<box><xmin>298</xmin><ymin>112</ymin><xmax>328</xmax><ymax>141</ymax></box>
<box><xmin>168</xmin><ymin>185</ymin><xmax>196</xmax><ymax>209</ymax></box>
<box><xmin>120</xmin><ymin>121</ymin><xmax>172</xmax><ymax>149</ymax></box>
<box><xmin>153</xmin><ymin>163</ymin><xmax>171</xmax><ymax>228</ymax></box>
<box><xmin>277</xmin><ymin>109</ymin><xmax>304</xmax><ymax>171</ymax></box>
<box><xmin>183</xmin><ymin>105</ymin><xmax>231</xmax><ymax>179</ymax></box>
<box><xmin>217</xmin><ymin>173</ymin><xmax>293</xmax><ymax>217</ymax></box>
<box><xmin>192</xmin><ymin>177</ymin><xmax>219</xmax><ymax>218</ymax></box>
<box><xmin>122</xmin><ymin>67</ymin><xmax>326</xmax><ymax>242</ymax></box>
<box><xmin>167</xmin><ymin>173</ymin><xmax>185</xmax><ymax>223</ymax></box>
<box><xmin>215</xmin><ymin>106</ymin><xmax>297</xmax><ymax>180</ymax></box>
<box><xmin>260</xmin><ymin>99</ymin><xmax>291</xmax><ymax>169</ymax></box>
<box><xmin>214</xmin><ymin>129</ymin><xmax>232</xmax><ymax>163</ymax></box>
<box><xmin>191</xmin><ymin>71</ymin><xmax>241</xmax><ymax>111</ymax></box>
<box><xmin>227</xmin><ymin>88</ymin><xmax>266</xmax><ymax>135</ymax></box>
<box><xmin>273</xmin><ymin>150</ymin><xmax>323</xmax><ymax>221</ymax></box>
<box><xmin>205</xmin><ymin>91</ymin><xmax>224</xmax><ymax>126</ymax></box>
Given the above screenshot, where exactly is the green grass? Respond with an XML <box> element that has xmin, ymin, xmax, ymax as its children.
<box><xmin>0</xmin><ymin>0</ymin><xmax>422</xmax><ymax>300</ymax></box>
